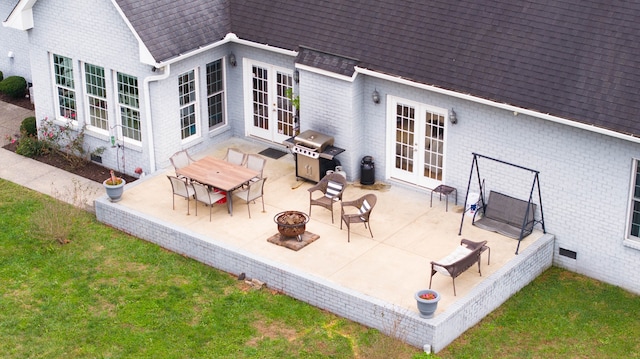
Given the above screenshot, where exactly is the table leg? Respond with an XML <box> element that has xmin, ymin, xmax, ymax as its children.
<box><xmin>226</xmin><ymin>191</ymin><xmax>233</xmax><ymax>216</ymax></box>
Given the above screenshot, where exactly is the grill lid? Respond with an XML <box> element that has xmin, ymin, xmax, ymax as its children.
<box><xmin>294</xmin><ymin>130</ymin><xmax>334</xmax><ymax>152</ymax></box>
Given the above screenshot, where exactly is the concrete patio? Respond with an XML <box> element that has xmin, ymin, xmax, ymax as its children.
<box><xmin>95</xmin><ymin>136</ymin><xmax>554</xmax><ymax>353</ymax></box>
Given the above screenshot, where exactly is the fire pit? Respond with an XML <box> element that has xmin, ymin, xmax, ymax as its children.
<box><xmin>274</xmin><ymin>211</ymin><xmax>309</xmax><ymax>242</ymax></box>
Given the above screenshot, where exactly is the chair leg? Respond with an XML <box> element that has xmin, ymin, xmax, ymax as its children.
<box><xmin>261</xmin><ymin>196</ymin><xmax>265</xmax><ymax>213</ymax></box>
<box><xmin>247</xmin><ymin>201</ymin><xmax>251</xmax><ymax>218</ymax></box>
<box><xmin>367</xmin><ymin>221</ymin><xmax>373</xmax><ymax>238</ymax></box>
<box><xmin>429</xmin><ymin>271</ymin><xmax>434</xmax><ymax>289</ymax></box>
<box><xmin>330</xmin><ymin>205</ymin><xmax>334</xmax><ymax>223</ymax></box>
<box><xmin>452</xmin><ymin>277</ymin><xmax>457</xmax><ymax>296</ymax></box>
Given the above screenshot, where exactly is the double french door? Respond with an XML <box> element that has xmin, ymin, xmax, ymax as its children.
<box><xmin>388</xmin><ymin>98</ymin><xmax>448</xmax><ymax>188</ymax></box>
<box><xmin>245</xmin><ymin>61</ymin><xmax>296</xmax><ymax>144</ymax></box>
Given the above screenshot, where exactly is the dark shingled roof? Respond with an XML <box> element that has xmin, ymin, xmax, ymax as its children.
<box><xmin>116</xmin><ymin>0</ymin><xmax>640</xmax><ymax>137</ymax></box>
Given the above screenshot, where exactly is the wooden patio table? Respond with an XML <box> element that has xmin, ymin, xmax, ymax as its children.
<box><xmin>176</xmin><ymin>156</ymin><xmax>259</xmax><ymax>216</ymax></box>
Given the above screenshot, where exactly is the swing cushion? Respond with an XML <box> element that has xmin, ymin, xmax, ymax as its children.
<box><xmin>473</xmin><ymin>191</ymin><xmax>536</xmax><ymax>239</ymax></box>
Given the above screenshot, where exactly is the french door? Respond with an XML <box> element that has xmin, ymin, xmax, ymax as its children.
<box><xmin>387</xmin><ymin>98</ymin><xmax>447</xmax><ymax>189</ymax></box>
<box><xmin>244</xmin><ymin>61</ymin><xmax>296</xmax><ymax>144</ymax></box>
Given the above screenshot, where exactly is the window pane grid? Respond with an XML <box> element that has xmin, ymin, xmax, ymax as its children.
<box><xmin>206</xmin><ymin>60</ymin><xmax>224</xmax><ymax>129</ymax></box>
<box><xmin>85</xmin><ymin>63</ymin><xmax>108</xmax><ymax>130</ymax></box>
<box><xmin>117</xmin><ymin>72</ymin><xmax>140</xmax><ymax>141</ymax></box>
<box><xmin>53</xmin><ymin>54</ymin><xmax>76</xmax><ymax>119</ymax></box>
<box><xmin>179</xmin><ymin>70</ymin><xmax>197</xmax><ymax>139</ymax></box>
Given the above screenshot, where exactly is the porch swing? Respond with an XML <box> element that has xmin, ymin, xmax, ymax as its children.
<box><xmin>458</xmin><ymin>153</ymin><xmax>546</xmax><ymax>254</ymax></box>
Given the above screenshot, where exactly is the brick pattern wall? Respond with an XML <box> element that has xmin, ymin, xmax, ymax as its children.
<box><xmin>0</xmin><ymin>3</ymin><xmax>31</xmax><ymax>82</ymax></box>
<box><xmin>95</xmin><ymin>194</ymin><xmax>554</xmax><ymax>352</ymax></box>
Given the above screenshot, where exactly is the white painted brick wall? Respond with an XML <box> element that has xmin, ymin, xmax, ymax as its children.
<box><xmin>0</xmin><ymin>3</ymin><xmax>32</xmax><ymax>82</ymax></box>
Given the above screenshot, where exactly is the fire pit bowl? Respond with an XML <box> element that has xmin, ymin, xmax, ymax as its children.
<box><xmin>274</xmin><ymin>211</ymin><xmax>310</xmax><ymax>242</ymax></box>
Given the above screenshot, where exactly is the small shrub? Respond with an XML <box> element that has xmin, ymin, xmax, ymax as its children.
<box><xmin>20</xmin><ymin>116</ymin><xmax>37</xmax><ymax>137</ymax></box>
<box><xmin>15</xmin><ymin>135</ymin><xmax>44</xmax><ymax>158</ymax></box>
<box><xmin>0</xmin><ymin>76</ymin><xmax>27</xmax><ymax>98</ymax></box>
<box><xmin>0</xmin><ymin>70</ymin><xmax>3</xmax><ymax>82</ymax></box>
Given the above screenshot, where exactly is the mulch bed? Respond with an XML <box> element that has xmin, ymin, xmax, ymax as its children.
<box><xmin>2</xmin><ymin>141</ymin><xmax>138</xmax><ymax>184</ymax></box>
<box><xmin>0</xmin><ymin>92</ymin><xmax>34</xmax><ymax>111</ymax></box>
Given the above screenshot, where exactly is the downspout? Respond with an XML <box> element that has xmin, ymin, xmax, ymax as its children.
<box><xmin>143</xmin><ymin>64</ymin><xmax>171</xmax><ymax>173</ymax></box>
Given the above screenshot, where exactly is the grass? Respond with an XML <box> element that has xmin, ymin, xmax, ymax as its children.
<box><xmin>436</xmin><ymin>267</ymin><xmax>640</xmax><ymax>358</ymax></box>
<box><xmin>2</xmin><ymin>179</ymin><xmax>638</xmax><ymax>358</ymax></box>
<box><xmin>0</xmin><ymin>179</ymin><xmax>422</xmax><ymax>358</ymax></box>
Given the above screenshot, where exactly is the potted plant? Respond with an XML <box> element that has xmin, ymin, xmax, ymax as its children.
<box><xmin>415</xmin><ymin>289</ymin><xmax>441</xmax><ymax>319</ymax></box>
<box><xmin>103</xmin><ymin>170</ymin><xmax>126</xmax><ymax>202</ymax></box>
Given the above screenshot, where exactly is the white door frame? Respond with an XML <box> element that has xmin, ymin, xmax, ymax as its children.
<box><xmin>385</xmin><ymin>95</ymin><xmax>449</xmax><ymax>189</ymax></box>
<box><xmin>243</xmin><ymin>59</ymin><xmax>295</xmax><ymax>144</ymax></box>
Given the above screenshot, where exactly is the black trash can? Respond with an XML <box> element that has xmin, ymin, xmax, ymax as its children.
<box><xmin>360</xmin><ymin>156</ymin><xmax>375</xmax><ymax>185</ymax></box>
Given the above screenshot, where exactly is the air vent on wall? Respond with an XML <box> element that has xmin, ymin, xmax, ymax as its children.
<box><xmin>559</xmin><ymin>247</ymin><xmax>577</xmax><ymax>259</ymax></box>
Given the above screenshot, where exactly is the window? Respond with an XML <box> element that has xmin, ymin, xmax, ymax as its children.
<box><xmin>206</xmin><ymin>60</ymin><xmax>225</xmax><ymax>130</ymax></box>
<box><xmin>84</xmin><ymin>63</ymin><xmax>108</xmax><ymax>131</ymax></box>
<box><xmin>117</xmin><ymin>72</ymin><xmax>141</xmax><ymax>141</ymax></box>
<box><xmin>53</xmin><ymin>54</ymin><xmax>76</xmax><ymax>120</ymax></box>
<box><xmin>179</xmin><ymin>69</ymin><xmax>197</xmax><ymax>140</ymax></box>
<box><xmin>629</xmin><ymin>159</ymin><xmax>640</xmax><ymax>240</ymax></box>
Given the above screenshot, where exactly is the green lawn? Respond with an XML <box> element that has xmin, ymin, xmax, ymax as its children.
<box><xmin>1</xmin><ymin>179</ymin><xmax>638</xmax><ymax>358</ymax></box>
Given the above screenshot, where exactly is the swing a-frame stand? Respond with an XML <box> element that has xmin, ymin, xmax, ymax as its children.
<box><xmin>459</xmin><ymin>153</ymin><xmax>546</xmax><ymax>254</ymax></box>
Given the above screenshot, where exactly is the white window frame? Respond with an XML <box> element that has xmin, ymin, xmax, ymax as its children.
<box><xmin>83</xmin><ymin>62</ymin><xmax>109</xmax><ymax>134</ymax></box>
<box><xmin>116</xmin><ymin>71</ymin><xmax>142</xmax><ymax>144</ymax></box>
<box><xmin>206</xmin><ymin>59</ymin><xmax>226</xmax><ymax>131</ymax></box>
<box><xmin>178</xmin><ymin>68</ymin><xmax>199</xmax><ymax>141</ymax></box>
<box><xmin>52</xmin><ymin>53</ymin><xmax>77</xmax><ymax>124</ymax></box>
<box><xmin>625</xmin><ymin>158</ymin><xmax>640</xmax><ymax>250</ymax></box>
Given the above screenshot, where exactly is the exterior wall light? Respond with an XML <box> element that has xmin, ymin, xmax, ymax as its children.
<box><xmin>372</xmin><ymin>89</ymin><xmax>380</xmax><ymax>104</ymax></box>
<box><xmin>228</xmin><ymin>53</ymin><xmax>237</xmax><ymax>67</ymax></box>
<box><xmin>449</xmin><ymin>108</ymin><xmax>458</xmax><ymax>125</ymax></box>
<box><xmin>293</xmin><ymin>70</ymin><xmax>299</xmax><ymax>83</ymax></box>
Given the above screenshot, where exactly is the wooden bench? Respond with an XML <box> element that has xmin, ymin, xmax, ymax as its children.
<box><xmin>429</xmin><ymin>239</ymin><xmax>488</xmax><ymax>296</ymax></box>
<box><xmin>473</xmin><ymin>190</ymin><xmax>536</xmax><ymax>239</ymax></box>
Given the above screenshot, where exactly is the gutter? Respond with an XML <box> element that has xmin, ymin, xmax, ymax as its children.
<box><xmin>143</xmin><ymin>64</ymin><xmax>171</xmax><ymax>173</ymax></box>
<box><xmin>355</xmin><ymin>67</ymin><xmax>640</xmax><ymax>145</ymax></box>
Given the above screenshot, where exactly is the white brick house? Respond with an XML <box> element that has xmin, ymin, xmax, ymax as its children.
<box><xmin>4</xmin><ymin>0</ymin><xmax>639</xmax><ymax>303</ymax></box>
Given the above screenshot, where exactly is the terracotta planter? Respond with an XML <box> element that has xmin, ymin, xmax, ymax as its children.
<box><xmin>103</xmin><ymin>178</ymin><xmax>126</xmax><ymax>202</ymax></box>
<box><xmin>415</xmin><ymin>289</ymin><xmax>441</xmax><ymax>319</ymax></box>
<box><xmin>274</xmin><ymin>211</ymin><xmax>309</xmax><ymax>241</ymax></box>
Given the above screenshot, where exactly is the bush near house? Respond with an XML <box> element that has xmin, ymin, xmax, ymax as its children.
<box><xmin>0</xmin><ymin>75</ymin><xmax>27</xmax><ymax>98</ymax></box>
<box><xmin>20</xmin><ymin>116</ymin><xmax>37</xmax><ymax>137</ymax></box>
<box><xmin>0</xmin><ymin>70</ymin><xmax>4</xmax><ymax>82</ymax></box>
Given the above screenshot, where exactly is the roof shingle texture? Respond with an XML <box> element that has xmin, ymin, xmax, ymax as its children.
<box><xmin>117</xmin><ymin>0</ymin><xmax>640</xmax><ymax>137</ymax></box>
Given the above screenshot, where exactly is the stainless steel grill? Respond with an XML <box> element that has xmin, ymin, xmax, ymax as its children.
<box><xmin>287</xmin><ymin>130</ymin><xmax>344</xmax><ymax>182</ymax></box>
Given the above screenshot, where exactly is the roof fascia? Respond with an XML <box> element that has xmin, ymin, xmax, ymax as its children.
<box><xmin>355</xmin><ymin>66</ymin><xmax>640</xmax><ymax>144</ymax></box>
<box><xmin>155</xmin><ymin>33</ymin><xmax>297</xmax><ymax>67</ymax></box>
<box><xmin>110</xmin><ymin>0</ymin><xmax>156</xmax><ymax>66</ymax></box>
<box><xmin>3</xmin><ymin>0</ymin><xmax>37</xmax><ymax>30</ymax></box>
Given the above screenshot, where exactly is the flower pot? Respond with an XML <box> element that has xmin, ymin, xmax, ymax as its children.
<box><xmin>103</xmin><ymin>178</ymin><xmax>126</xmax><ymax>202</ymax></box>
<box><xmin>415</xmin><ymin>289</ymin><xmax>441</xmax><ymax>319</ymax></box>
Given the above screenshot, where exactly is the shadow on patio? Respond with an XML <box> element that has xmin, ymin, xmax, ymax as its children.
<box><xmin>96</xmin><ymin>137</ymin><xmax>554</xmax><ymax>352</ymax></box>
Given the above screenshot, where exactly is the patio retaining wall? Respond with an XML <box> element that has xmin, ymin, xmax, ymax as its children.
<box><xmin>95</xmin><ymin>197</ymin><xmax>554</xmax><ymax>353</ymax></box>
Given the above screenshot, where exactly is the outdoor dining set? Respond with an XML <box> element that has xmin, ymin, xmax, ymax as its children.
<box><xmin>166</xmin><ymin>148</ymin><xmax>378</xmax><ymax>243</ymax></box>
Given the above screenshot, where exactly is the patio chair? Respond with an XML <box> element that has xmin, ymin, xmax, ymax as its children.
<box><xmin>169</xmin><ymin>150</ymin><xmax>195</xmax><ymax>178</ymax></box>
<box><xmin>308</xmin><ymin>172</ymin><xmax>348</xmax><ymax>223</ymax></box>
<box><xmin>340</xmin><ymin>193</ymin><xmax>377</xmax><ymax>242</ymax></box>
<box><xmin>429</xmin><ymin>239</ymin><xmax>488</xmax><ymax>296</ymax></box>
<box><xmin>245</xmin><ymin>153</ymin><xmax>266</xmax><ymax>184</ymax></box>
<box><xmin>167</xmin><ymin>175</ymin><xmax>195</xmax><ymax>215</ymax></box>
<box><xmin>223</xmin><ymin>148</ymin><xmax>247</xmax><ymax>166</ymax></box>
<box><xmin>192</xmin><ymin>182</ymin><xmax>226</xmax><ymax>221</ymax></box>
<box><xmin>233</xmin><ymin>177</ymin><xmax>267</xmax><ymax>218</ymax></box>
